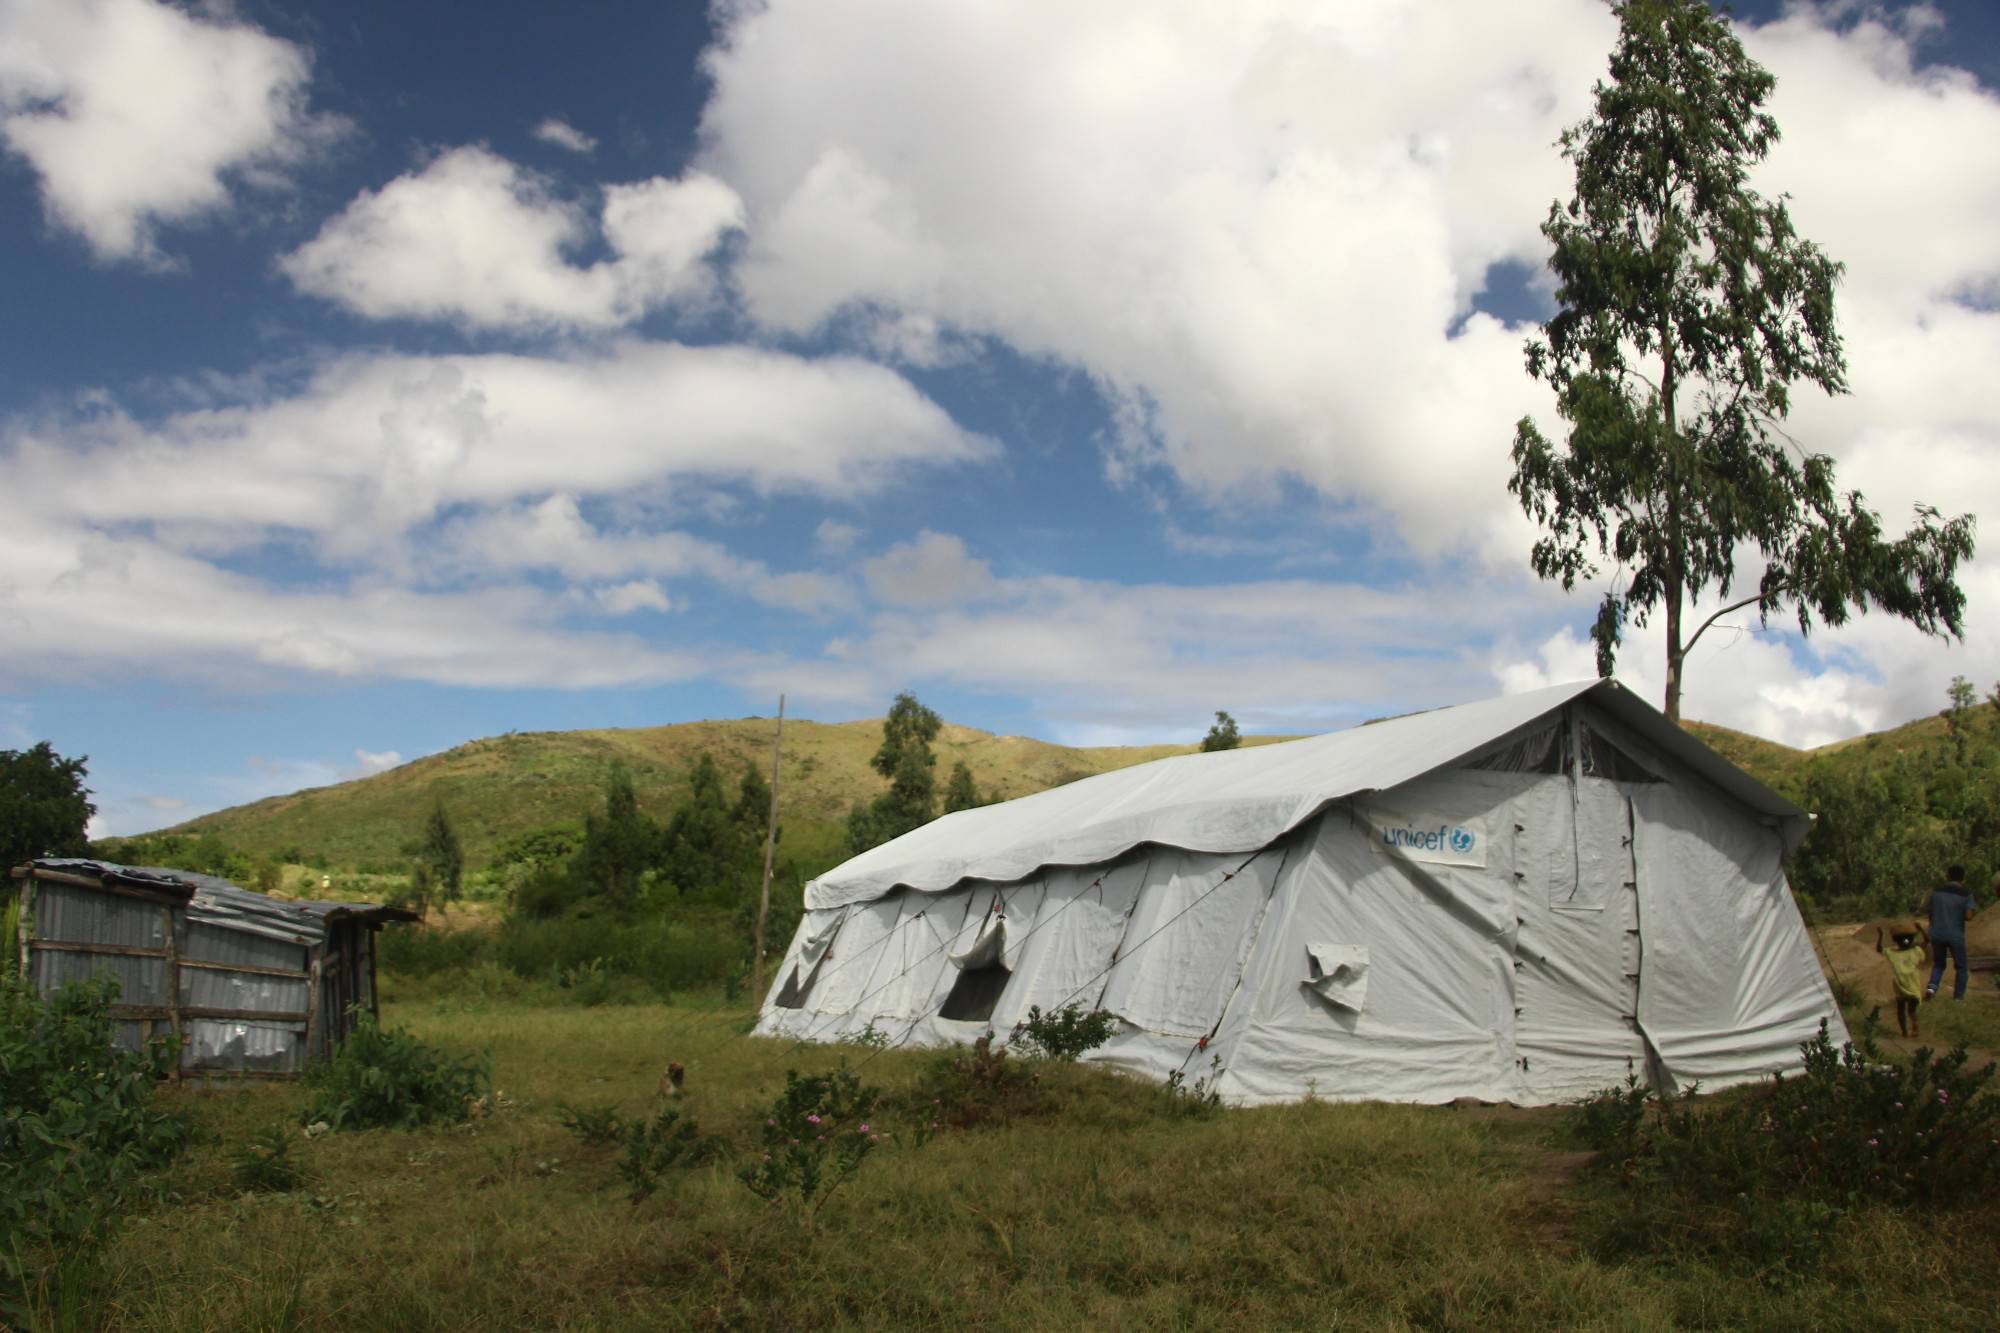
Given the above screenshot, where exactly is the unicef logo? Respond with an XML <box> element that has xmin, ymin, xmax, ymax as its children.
<box><xmin>1448</xmin><ymin>827</ymin><xmax>1476</xmax><ymax>855</ymax></box>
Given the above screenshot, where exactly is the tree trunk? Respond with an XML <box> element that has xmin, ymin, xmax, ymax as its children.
<box><xmin>1664</xmin><ymin>583</ymin><xmax>1683</xmax><ymax>724</ymax></box>
<box><xmin>1660</xmin><ymin>310</ymin><xmax>1682</xmax><ymax>725</ymax></box>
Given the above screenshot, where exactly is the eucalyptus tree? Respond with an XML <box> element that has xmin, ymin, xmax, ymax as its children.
<box><xmin>1510</xmin><ymin>0</ymin><xmax>1973</xmax><ymax>721</ymax></box>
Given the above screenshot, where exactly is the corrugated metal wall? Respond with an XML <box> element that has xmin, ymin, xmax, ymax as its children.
<box><xmin>16</xmin><ymin>869</ymin><xmax>386</xmax><ymax>1078</ymax></box>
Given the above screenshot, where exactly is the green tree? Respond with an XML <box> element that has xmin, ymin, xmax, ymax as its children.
<box><xmin>573</xmin><ymin>765</ymin><xmax>659</xmax><ymax>910</ymax></box>
<box><xmin>731</xmin><ymin>761</ymin><xmax>773</xmax><ymax>841</ymax></box>
<box><xmin>848</xmin><ymin>692</ymin><xmax>943</xmax><ymax>854</ymax></box>
<box><xmin>1201</xmin><ymin>711</ymin><xmax>1241</xmax><ymax>752</ymax></box>
<box><xmin>0</xmin><ymin>742</ymin><xmax>94</xmax><ymax>873</ymax></box>
<box><xmin>419</xmin><ymin>802</ymin><xmax>464</xmax><ymax>904</ymax></box>
<box><xmin>1509</xmin><ymin>0</ymin><xmax>1973</xmax><ymax>722</ymax></box>
<box><xmin>660</xmin><ymin>754</ymin><xmax>745</xmax><ymax>900</ymax></box>
<box><xmin>942</xmin><ymin>760</ymin><xmax>985</xmax><ymax>814</ymax></box>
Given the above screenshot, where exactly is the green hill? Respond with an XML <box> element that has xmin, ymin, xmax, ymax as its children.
<box><xmin>132</xmin><ymin>718</ymin><xmax>1295</xmax><ymax>872</ymax></box>
<box><xmin>118</xmin><ymin>693</ymin><xmax>1989</xmax><ymax>883</ymax></box>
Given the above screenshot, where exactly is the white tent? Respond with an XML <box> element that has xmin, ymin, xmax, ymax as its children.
<box><xmin>754</xmin><ymin>679</ymin><xmax>1845</xmax><ymax>1105</ymax></box>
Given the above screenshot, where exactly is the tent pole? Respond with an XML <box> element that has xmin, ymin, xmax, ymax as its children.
<box><xmin>753</xmin><ymin>694</ymin><xmax>786</xmax><ymax>1005</ymax></box>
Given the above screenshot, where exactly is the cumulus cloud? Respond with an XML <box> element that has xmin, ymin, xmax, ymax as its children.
<box><xmin>0</xmin><ymin>0</ymin><xmax>338</xmax><ymax>264</ymax></box>
<box><xmin>701</xmin><ymin>0</ymin><xmax>1624</xmax><ymax>555</ymax></box>
<box><xmin>696</xmin><ymin>0</ymin><xmax>2000</xmax><ymax>743</ymax></box>
<box><xmin>532</xmin><ymin>116</ymin><xmax>596</xmax><ymax>154</ymax></box>
<box><xmin>5</xmin><ymin>341</ymin><xmax>992</xmax><ymax>555</ymax></box>
<box><xmin>0</xmin><ymin>341</ymin><xmax>988</xmax><ymax>688</ymax></box>
<box><xmin>282</xmin><ymin>146</ymin><xmax>744</xmax><ymax>330</ymax></box>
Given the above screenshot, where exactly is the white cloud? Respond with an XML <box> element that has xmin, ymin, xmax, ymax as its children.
<box><xmin>814</xmin><ymin>519</ymin><xmax>863</xmax><ymax>556</ymax></box>
<box><xmin>696</xmin><ymin>0</ymin><xmax>2000</xmax><ymax>745</ymax></box>
<box><xmin>348</xmin><ymin>748</ymin><xmax>402</xmax><ymax>777</ymax></box>
<box><xmin>282</xmin><ymin>146</ymin><xmax>744</xmax><ymax>330</ymax></box>
<box><xmin>532</xmin><ymin>116</ymin><xmax>596</xmax><ymax>154</ymax></box>
<box><xmin>701</xmin><ymin>0</ymin><xmax>1619</xmax><ymax>555</ymax></box>
<box><xmin>5</xmin><ymin>341</ymin><xmax>992</xmax><ymax>554</ymax></box>
<box><xmin>861</xmin><ymin>531</ymin><xmax>997</xmax><ymax>607</ymax></box>
<box><xmin>0</xmin><ymin>340</ymin><xmax>986</xmax><ymax>689</ymax></box>
<box><xmin>0</xmin><ymin>0</ymin><xmax>338</xmax><ymax>264</ymax></box>
<box><xmin>590</xmin><ymin>580</ymin><xmax>674</xmax><ymax>616</ymax></box>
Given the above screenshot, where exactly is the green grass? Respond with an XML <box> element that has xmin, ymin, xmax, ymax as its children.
<box><xmin>31</xmin><ymin>995</ymin><xmax>1991</xmax><ymax>1331</ymax></box>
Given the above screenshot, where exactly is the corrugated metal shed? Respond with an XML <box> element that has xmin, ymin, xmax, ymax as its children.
<box><xmin>10</xmin><ymin>858</ymin><xmax>418</xmax><ymax>1077</ymax></box>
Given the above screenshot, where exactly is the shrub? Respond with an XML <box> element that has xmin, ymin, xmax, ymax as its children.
<box><xmin>0</xmin><ymin>975</ymin><xmax>190</xmax><ymax>1308</ymax></box>
<box><xmin>738</xmin><ymin>1066</ymin><xmax>882</xmax><ymax>1215</ymax></box>
<box><xmin>618</xmin><ymin>1108</ymin><xmax>711</xmax><ymax>1201</ymax></box>
<box><xmin>919</xmin><ymin>1033</ymin><xmax>1042</xmax><ymax>1128</ymax></box>
<box><xmin>496</xmin><ymin>911</ymin><xmax>739</xmax><ymax>995</ymax></box>
<box><xmin>1572</xmin><ymin>1019</ymin><xmax>2000</xmax><ymax>1274</ymax></box>
<box><xmin>232</xmin><ymin>1124</ymin><xmax>306</xmax><ymax>1194</ymax></box>
<box><xmin>556</xmin><ymin>1102</ymin><xmax>628</xmax><ymax>1147</ymax></box>
<box><xmin>1010</xmin><ymin>1003</ymin><xmax>1117</xmax><ymax>1062</ymax></box>
<box><xmin>300</xmin><ymin>1013</ymin><xmax>492</xmax><ymax>1131</ymax></box>
<box><xmin>376</xmin><ymin>921</ymin><xmax>494</xmax><ymax>978</ymax></box>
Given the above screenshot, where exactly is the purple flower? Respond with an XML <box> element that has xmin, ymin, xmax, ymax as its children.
<box><xmin>807</xmin><ymin>1113</ymin><xmax>822</xmax><ymax>1125</ymax></box>
<box><xmin>1868</xmin><ymin>1138</ymin><xmax>1879</xmax><ymax>1147</ymax></box>
<box><xmin>858</xmin><ymin>1123</ymin><xmax>871</xmax><ymax>1134</ymax></box>
<box><xmin>868</xmin><ymin>1134</ymin><xmax>879</xmax><ymax>1143</ymax></box>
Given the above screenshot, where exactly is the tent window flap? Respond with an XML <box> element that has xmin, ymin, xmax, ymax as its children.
<box><xmin>1302</xmin><ymin>942</ymin><xmax>1370</xmax><ymax>1011</ymax></box>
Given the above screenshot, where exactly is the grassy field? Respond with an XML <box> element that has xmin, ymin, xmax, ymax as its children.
<box><xmin>41</xmin><ymin>983</ymin><xmax>1998</xmax><ymax>1332</ymax></box>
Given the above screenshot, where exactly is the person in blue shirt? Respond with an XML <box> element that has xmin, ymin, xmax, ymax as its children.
<box><xmin>1921</xmin><ymin>865</ymin><xmax>1979</xmax><ymax>1001</ymax></box>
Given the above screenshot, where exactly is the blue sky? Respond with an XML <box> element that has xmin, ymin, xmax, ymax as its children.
<box><xmin>2</xmin><ymin>0</ymin><xmax>1997</xmax><ymax>836</ymax></box>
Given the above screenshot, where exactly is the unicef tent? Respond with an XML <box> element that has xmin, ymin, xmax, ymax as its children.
<box><xmin>754</xmin><ymin>679</ymin><xmax>1845</xmax><ymax>1106</ymax></box>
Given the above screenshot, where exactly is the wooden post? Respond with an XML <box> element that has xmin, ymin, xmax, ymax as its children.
<box><xmin>304</xmin><ymin>955</ymin><xmax>323</xmax><ymax>1066</ymax></box>
<box><xmin>752</xmin><ymin>694</ymin><xmax>785</xmax><ymax>1004</ymax></box>
<box><xmin>161</xmin><ymin>903</ymin><xmax>183</xmax><ymax>1081</ymax></box>
<box><xmin>14</xmin><ymin>877</ymin><xmax>32</xmax><ymax>979</ymax></box>
<box><xmin>368</xmin><ymin>925</ymin><xmax>381</xmax><ymax>1020</ymax></box>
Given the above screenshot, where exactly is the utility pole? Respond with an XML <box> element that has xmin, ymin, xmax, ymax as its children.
<box><xmin>752</xmin><ymin>694</ymin><xmax>785</xmax><ymax>1005</ymax></box>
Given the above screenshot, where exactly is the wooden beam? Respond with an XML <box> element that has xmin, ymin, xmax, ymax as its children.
<box><xmin>29</xmin><ymin>938</ymin><xmax>169</xmax><ymax>960</ymax></box>
<box><xmin>178</xmin><ymin>957</ymin><xmax>311</xmax><ymax>981</ymax></box>
<box><xmin>181</xmin><ymin>1005</ymin><xmax>311</xmax><ymax>1023</ymax></box>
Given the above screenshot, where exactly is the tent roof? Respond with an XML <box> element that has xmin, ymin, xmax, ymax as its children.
<box><xmin>806</xmin><ymin>678</ymin><xmax>1806</xmax><ymax>910</ymax></box>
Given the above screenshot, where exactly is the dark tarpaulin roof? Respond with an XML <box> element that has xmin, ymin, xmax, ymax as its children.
<box><xmin>22</xmin><ymin>858</ymin><xmax>417</xmax><ymax>947</ymax></box>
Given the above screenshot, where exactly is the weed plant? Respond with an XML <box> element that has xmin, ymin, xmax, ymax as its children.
<box><xmin>1010</xmin><ymin>1003</ymin><xmax>1117</xmax><ymax>1062</ymax></box>
<box><xmin>1161</xmin><ymin>1054</ymin><xmax>1228</xmax><ymax>1117</ymax></box>
<box><xmin>0</xmin><ymin>975</ymin><xmax>189</xmax><ymax>1316</ymax></box>
<box><xmin>231</xmin><ymin>1124</ymin><xmax>307</xmax><ymax>1194</ymax></box>
<box><xmin>558</xmin><ymin>1103</ymin><xmax>712</xmax><ymax>1202</ymax></box>
<box><xmin>738</xmin><ymin>1066</ymin><xmax>882</xmax><ymax>1216</ymax></box>
<box><xmin>299</xmin><ymin>1013</ymin><xmax>492</xmax><ymax>1131</ymax></box>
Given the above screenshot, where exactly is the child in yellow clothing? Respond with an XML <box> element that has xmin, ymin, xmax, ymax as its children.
<box><xmin>1875</xmin><ymin>923</ymin><xmax>1929</xmax><ymax>1038</ymax></box>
